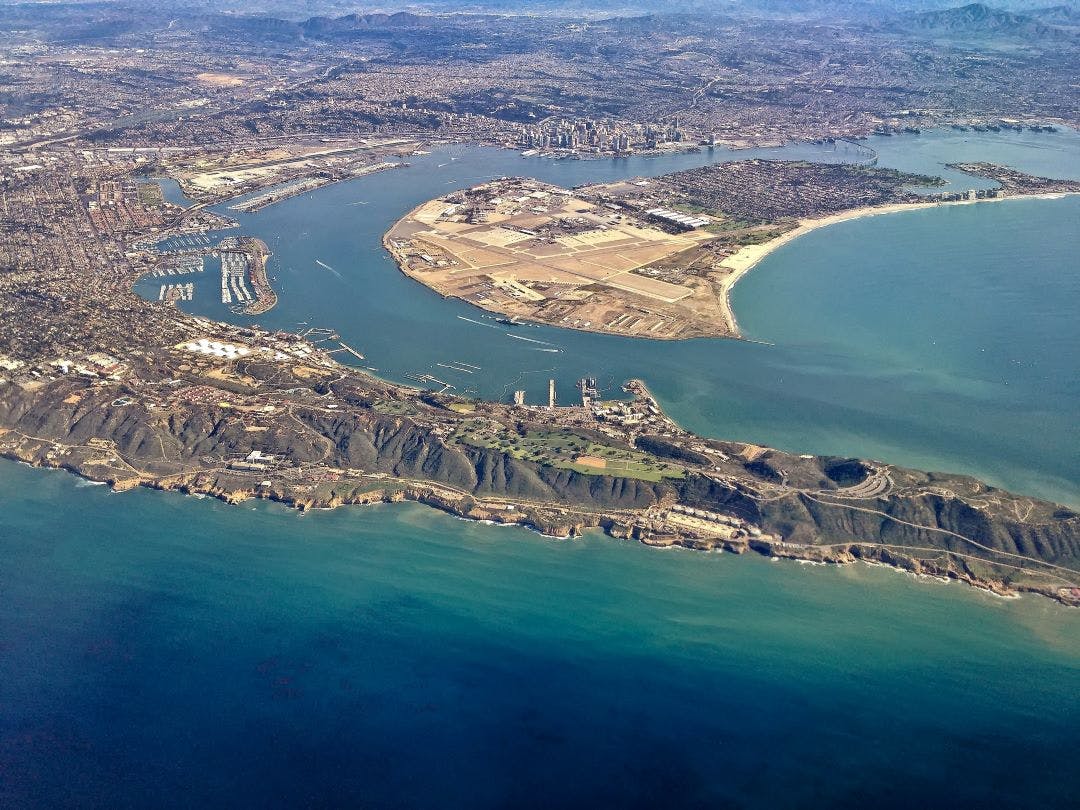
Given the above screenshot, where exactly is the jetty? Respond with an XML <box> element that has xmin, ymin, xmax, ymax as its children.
<box><xmin>337</xmin><ymin>341</ymin><xmax>366</xmax><ymax>362</ymax></box>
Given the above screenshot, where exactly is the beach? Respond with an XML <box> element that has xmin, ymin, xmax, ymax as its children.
<box><xmin>717</xmin><ymin>191</ymin><xmax>1078</xmax><ymax>336</ymax></box>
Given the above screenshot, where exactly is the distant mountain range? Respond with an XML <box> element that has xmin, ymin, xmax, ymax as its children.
<box><xmin>895</xmin><ymin>2</ymin><xmax>1078</xmax><ymax>40</ymax></box>
<box><xmin>1030</xmin><ymin>4</ymin><xmax>1080</xmax><ymax>24</ymax></box>
<box><xmin>2</xmin><ymin>0</ymin><xmax>1074</xmax><ymax>17</ymax></box>
<box><xmin>214</xmin><ymin>3</ymin><xmax>1079</xmax><ymax>44</ymax></box>
<box><xmin>1</xmin><ymin>0</ymin><xmax>1076</xmax><ymax>45</ymax></box>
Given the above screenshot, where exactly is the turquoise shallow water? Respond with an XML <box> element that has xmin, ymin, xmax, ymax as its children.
<box><xmin>1</xmin><ymin>462</ymin><xmax>1078</xmax><ymax>808</ymax></box>
<box><xmin>141</xmin><ymin>128</ymin><xmax>1080</xmax><ymax>506</ymax></box>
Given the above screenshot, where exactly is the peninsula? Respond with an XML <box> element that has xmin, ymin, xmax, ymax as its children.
<box><xmin>385</xmin><ymin>161</ymin><xmax>1079</xmax><ymax>339</ymax></box>
<box><xmin>0</xmin><ymin>147</ymin><xmax>1078</xmax><ymax>605</ymax></box>
<box><xmin>4</xmin><ymin>4</ymin><xmax>1080</xmax><ymax>804</ymax></box>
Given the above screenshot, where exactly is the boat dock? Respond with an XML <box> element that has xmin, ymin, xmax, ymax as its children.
<box><xmin>151</xmin><ymin>254</ymin><xmax>205</xmax><ymax>278</ymax></box>
<box><xmin>300</xmin><ymin>327</ymin><xmax>339</xmax><ymax>342</ymax></box>
<box><xmin>437</xmin><ymin>362</ymin><xmax>476</xmax><ymax>374</ymax></box>
<box><xmin>220</xmin><ymin>251</ymin><xmax>253</xmax><ymax>305</ymax></box>
<box><xmin>158</xmin><ymin>282</ymin><xmax>195</xmax><ymax>302</ymax></box>
<box><xmin>404</xmin><ymin>372</ymin><xmax>454</xmax><ymax>392</ymax></box>
<box><xmin>337</xmin><ymin>341</ymin><xmax>366</xmax><ymax>361</ymax></box>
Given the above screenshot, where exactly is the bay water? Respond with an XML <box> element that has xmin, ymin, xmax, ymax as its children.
<box><xmin>142</xmin><ymin>128</ymin><xmax>1080</xmax><ymax>505</ymax></box>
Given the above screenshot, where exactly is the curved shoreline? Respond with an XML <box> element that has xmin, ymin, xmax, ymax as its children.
<box><xmin>382</xmin><ymin>185</ymin><xmax>1077</xmax><ymax>342</ymax></box>
<box><xmin>717</xmin><ymin>191</ymin><xmax>1080</xmax><ymax>338</ymax></box>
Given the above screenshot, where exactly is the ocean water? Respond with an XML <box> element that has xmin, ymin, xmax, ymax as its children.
<box><xmin>140</xmin><ymin>129</ymin><xmax>1080</xmax><ymax>505</ymax></box>
<box><xmin>1</xmin><ymin>462</ymin><xmax>1077</xmax><ymax>808</ymax></box>
<box><xmin>10</xmin><ymin>130</ymin><xmax>1075</xmax><ymax>806</ymax></box>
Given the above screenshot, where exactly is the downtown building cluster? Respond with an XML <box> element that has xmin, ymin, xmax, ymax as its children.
<box><xmin>516</xmin><ymin>119</ymin><xmax>704</xmax><ymax>155</ymax></box>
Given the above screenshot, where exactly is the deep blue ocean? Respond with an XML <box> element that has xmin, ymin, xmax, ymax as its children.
<box><xmin>2</xmin><ymin>129</ymin><xmax>1077</xmax><ymax>807</ymax></box>
<box><xmin>1</xmin><ymin>464</ymin><xmax>1078</xmax><ymax>808</ymax></box>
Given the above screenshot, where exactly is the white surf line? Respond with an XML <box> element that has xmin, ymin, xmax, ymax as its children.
<box><xmin>457</xmin><ymin>315</ymin><xmax>501</xmax><ymax>329</ymax></box>
<box><xmin>507</xmin><ymin>333</ymin><xmax>558</xmax><ymax>347</ymax></box>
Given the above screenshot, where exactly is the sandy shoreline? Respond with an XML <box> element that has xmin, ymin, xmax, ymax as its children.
<box><xmin>717</xmin><ymin>190</ymin><xmax>1079</xmax><ymax>337</ymax></box>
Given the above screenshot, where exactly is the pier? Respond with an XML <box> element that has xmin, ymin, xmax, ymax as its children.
<box><xmin>337</xmin><ymin>341</ymin><xmax>366</xmax><ymax>362</ymax></box>
<box><xmin>226</xmin><ymin>163</ymin><xmax>403</xmax><ymax>213</ymax></box>
<box><xmin>299</xmin><ymin>327</ymin><xmax>338</xmax><ymax>341</ymax></box>
<box><xmin>404</xmin><ymin>372</ymin><xmax>455</xmax><ymax>393</ymax></box>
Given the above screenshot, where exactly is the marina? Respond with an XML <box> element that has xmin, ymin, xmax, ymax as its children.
<box><xmin>228</xmin><ymin>163</ymin><xmax>404</xmax><ymax>213</ymax></box>
<box><xmin>150</xmin><ymin>253</ymin><xmax>206</xmax><ymax>277</ymax></box>
<box><xmin>220</xmin><ymin>251</ymin><xmax>253</xmax><ymax>305</ymax></box>
<box><xmin>176</xmin><ymin>255</ymin><xmax>205</xmax><ymax>274</ymax></box>
<box><xmin>229</xmin><ymin>177</ymin><xmax>335</xmax><ymax>213</ymax></box>
<box><xmin>158</xmin><ymin>281</ymin><xmax>194</xmax><ymax>302</ymax></box>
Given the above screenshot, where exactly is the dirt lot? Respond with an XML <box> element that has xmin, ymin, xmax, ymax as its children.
<box><xmin>385</xmin><ymin>179</ymin><xmax>740</xmax><ymax>339</ymax></box>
